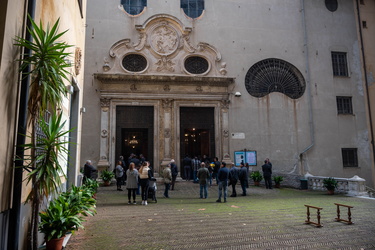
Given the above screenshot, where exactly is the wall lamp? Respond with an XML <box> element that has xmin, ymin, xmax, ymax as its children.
<box><xmin>229</xmin><ymin>91</ymin><xmax>242</xmax><ymax>97</ymax></box>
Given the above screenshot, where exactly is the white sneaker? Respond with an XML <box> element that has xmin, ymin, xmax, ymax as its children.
<box><xmin>144</xmin><ymin>201</ymin><xmax>148</xmax><ymax>206</ymax></box>
<box><xmin>141</xmin><ymin>200</ymin><xmax>145</xmax><ymax>205</ymax></box>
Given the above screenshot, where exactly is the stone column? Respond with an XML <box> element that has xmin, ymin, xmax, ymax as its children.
<box><xmin>160</xmin><ymin>99</ymin><xmax>174</xmax><ymax>173</ymax></box>
<box><xmin>221</xmin><ymin>99</ymin><xmax>231</xmax><ymax>162</ymax></box>
<box><xmin>97</xmin><ymin>98</ymin><xmax>110</xmax><ymax>171</ymax></box>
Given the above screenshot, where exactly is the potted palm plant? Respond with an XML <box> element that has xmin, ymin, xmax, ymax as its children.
<box><xmin>273</xmin><ymin>176</ymin><xmax>284</xmax><ymax>188</ymax></box>
<box><xmin>250</xmin><ymin>171</ymin><xmax>263</xmax><ymax>186</ymax></box>
<box><xmin>323</xmin><ymin>177</ymin><xmax>338</xmax><ymax>195</ymax></box>
<box><xmin>101</xmin><ymin>170</ymin><xmax>115</xmax><ymax>186</ymax></box>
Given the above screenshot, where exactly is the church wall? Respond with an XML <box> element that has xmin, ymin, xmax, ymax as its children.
<box><xmin>82</xmin><ymin>0</ymin><xmax>373</xmax><ymax>187</ymax></box>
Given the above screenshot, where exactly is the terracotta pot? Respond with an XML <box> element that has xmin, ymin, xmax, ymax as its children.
<box><xmin>254</xmin><ymin>181</ymin><xmax>260</xmax><ymax>186</ymax></box>
<box><xmin>104</xmin><ymin>180</ymin><xmax>110</xmax><ymax>186</ymax></box>
<box><xmin>327</xmin><ymin>189</ymin><xmax>334</xmax><ymax>195</ymax></box>
<box><xmin>274</xmin><ymin>183</ymin><xmax>280</xmax><ymax>188</ymax></box>
<box><xmin>46</xmin><ymin>236</ymin><xmax>65</xmax><ymax>250</ymax></box>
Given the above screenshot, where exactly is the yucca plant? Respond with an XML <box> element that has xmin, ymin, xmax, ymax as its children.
<box><xmin>20</xmin><ymin>112</ymin><xmax>73</xmax><ymax>247</ymax></box>
<box><xmin>14</xmin><ymin>15</ymin><xmax>73</xmax><ymax>249</ymax></box>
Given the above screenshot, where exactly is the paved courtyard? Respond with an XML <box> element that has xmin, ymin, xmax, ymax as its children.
<box><xmin>66</xmin><ymin>181</ymin><xmax>375</xmax><ymax>250</ymax></box>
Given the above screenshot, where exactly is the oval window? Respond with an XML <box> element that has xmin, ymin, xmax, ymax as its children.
<box><xmin>122</xmin><ymin>54</ymin><xmax>147</xmax><ymax>72</ymax></box>
<box><xmin>325</xmin><ymin>0</ymin><xmax>338</xmax><ymax>12</ymax></box>
<box><xmin>184</xmin><ymin>56</ymin><xmax>209</xmax><ymax>74</ymax></box>
<box><xmin>121</xmin><ymin>0</ymin><xmax>147</xmax><ymax>16</ymax></box>
<box><xmin>181</xmin><ymin>0</ymin><xmax>204</xmax><ymax>19</ymax></box>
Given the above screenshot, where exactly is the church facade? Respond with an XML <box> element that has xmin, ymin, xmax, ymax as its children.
<box><xmin>82</xmin><ymin>0</ymin><xmax>374</xmax><ymax>187</ymax></box>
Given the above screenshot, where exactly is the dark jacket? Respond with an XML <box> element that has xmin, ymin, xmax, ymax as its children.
<box><xmin>229</xmin><ymin>166</ymin><xmax>239</xmax><ymax>182</ymax></box>
<box><xmin>84</xmin><ymin>163</ymin><xmax>96</xmax><ymax>179</ymax></box>
<box><xmin>171</xmin><ymin>163</ymin><xmax>178</xmax><ymax>177</ymax></box>
<box><xmin>262</xmin><ymin>163</ymin><xmax>272</xmax><ymax>177</ymax></box>
<box><xmin>183</xmin><ymin>157</ymin><xmax>192</xmax><ymax>167</ymax></box>
<box><xmin>238</xmin><ymin>166</ymin><xmax>248</xmax><ymax>181</ymax></box>
<box><xmin>218</xmin><ymin>167</ymin><xmax>229</xmax><ymax>182</ymax></box>
<box><xmin>213</xmin><ymin>161</ymin><xmax>221</xmax><ymax>173</ymax></box>
<box><xmin>197</xmin><ymin>167</ymin><xmax>209</xmax><ymax>185</ymax></box>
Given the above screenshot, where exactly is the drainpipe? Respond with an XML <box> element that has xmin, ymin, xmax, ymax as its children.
<box><xmin>8</xmin><ymin>0</ymin><xmax>36</xmax><ymax>249</ymax></box>
<box><xmin>355</xmin><ymin>0</ymin><xmax>375</xmax><ymax>182</ymax></box>
<box><xmin>299</xmin><ymin>0</ymin><xmax>315</xmax><ymax>173</ymax></box>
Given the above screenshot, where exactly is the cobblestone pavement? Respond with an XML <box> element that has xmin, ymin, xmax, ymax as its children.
<box><xmin>66</xmin><ymin>181</ymin><xmax>375</xmax><ymax>250</ymax></box>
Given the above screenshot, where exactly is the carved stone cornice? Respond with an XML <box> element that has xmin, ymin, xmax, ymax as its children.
<box><xmin>95</xmin><ymin>73</ymin><xmax>234</xmax><ymax>87</ymax></box>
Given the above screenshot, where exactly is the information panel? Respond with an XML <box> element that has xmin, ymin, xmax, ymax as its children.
<box><xmin>234</xmin><ymin>150</ymin><xmax>257</xmax><ymax>166</ymax></box>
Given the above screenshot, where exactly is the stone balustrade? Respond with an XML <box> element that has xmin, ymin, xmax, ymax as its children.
<box><xmin>304</xmin><ymin>173</ymin><xmax>367</xmax><ymax>196</ymax></box>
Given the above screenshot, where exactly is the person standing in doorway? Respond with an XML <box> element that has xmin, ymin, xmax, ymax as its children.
<box><xmin>182</xmin><ymin>155</ymin><xmax>192</xmax><ymax>181</ymax></box>
<box><xmin>216</xmin><ymin>162</ymin><xmax>229</xmax><ymax>203</ymax></box>
<box><xmin>262</xmin><ymin>158</ymin><xmax>273</xmax><ymax>189</ymax></box>
<box><xmin>170</xmin><ymin>159</ymin><xmax>178</xmax><ymax>190</ymax></box>
<box><xmin>115</xmin><ymin>160</ymin><xmax>124</xmax><ymax>191</ymax></box>
<box><xmin>197</xmin><ymin>162</ymin><xmax>209</xmax><ymax>199</ymax></box>
<box><xmin>192</xmin><ymin>156</ymin><xmax>201</xmax><ymax>183</ymax></box>
<box><xmin>163</xmin><ymin>164</ymin><xmax>172</xmax><ymax>198</ymax></box>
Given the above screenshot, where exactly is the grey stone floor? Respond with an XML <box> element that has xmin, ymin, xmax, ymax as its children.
<box><xmin>66</xmin><ymin>181</ymin><xmax>375</xmax><ymax>250</ymax></box>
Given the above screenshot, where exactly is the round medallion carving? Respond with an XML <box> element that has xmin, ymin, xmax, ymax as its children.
<box><xmin>150</xmin><ymin>24</ymin><xmax>179</xmax><ymax>56</ymax></box>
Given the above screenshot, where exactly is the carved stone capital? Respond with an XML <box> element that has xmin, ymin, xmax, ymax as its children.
<box><xmin>162</xmin><ymin>99</ymin><xmax>174</xmax><ymax>110</ymax></box>
<box><xmin>220</xmin><ymin>99</ymin><xmax>230</xmax><ymax>109</ymax></box>
<box><xmin>100</xmin><ymin>98</ymin><xmax>110</xmax><ymax>108</ymax></box>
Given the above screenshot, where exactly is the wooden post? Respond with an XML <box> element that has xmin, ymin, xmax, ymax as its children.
<box><xmin>304</xmin><ymin>205</ymin><xmax>323</xmax><ymax>227</ymax></box>
<box><xmin>334</xmin><ymin>203</ymin><xmax>353</xmax><ymax>225</ymax></box>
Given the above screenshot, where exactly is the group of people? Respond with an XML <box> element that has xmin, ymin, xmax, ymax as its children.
<box><xmin>161</xmin><ymin>157</ymin><xmax>272</xmax><ymax>203</ymax></box>
<box><xmin>83</xmin><ymin>154</ymin><xmax>273</xmax><ymax>205</ymax></box>
<box><xmin>114</xmin><ymin>154</ymin><xmax>153</xmax><ymax>205</ymax></box>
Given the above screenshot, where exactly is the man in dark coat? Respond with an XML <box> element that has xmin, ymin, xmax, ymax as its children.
<box><xmin>228</xmin><ymin>163</ymin><xmax>239</xmax><ymax>197</ymax></box>
<box><xmin>182</xmin><ymin>155</ymin><xmax>192</xmax><ymax>181</ymax></box>
<box><xmin>262</xmin><ymin>158</ymin><xmax>273</xmax><ymax>189</ymax></box>
<box><xmin>83</xmin><ymin>160</ymin><xmax>96</xmax><ymax>184</ymax></box>
<box><xmin>216</xmin><ymin>162</ymin><xmax>229</xmax><ymax>203</ymax></box>
<box><xmin>238</xmin><ymin>162</ymin><xmax>248</xmax><ymax>195</ymax></box>
<box><xmin>170</xmin><ymin>159</ymin><xmax>178</xmax><ymax>190</ymax></box>
<box><xmin>212</xmin><ymin>157</ymin><xmax>221</xmax><ymax>185</ymax></box>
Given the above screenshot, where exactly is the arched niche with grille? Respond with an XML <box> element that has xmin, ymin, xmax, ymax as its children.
<box><xmin>245</xmin><ymin>58</ymin><xmax>306</xmax><ymax>99</ymax></box>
